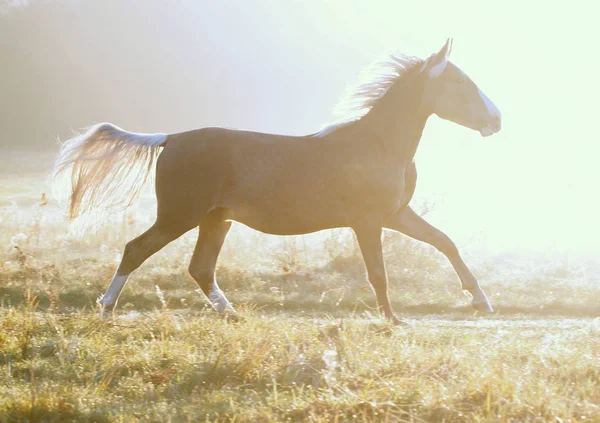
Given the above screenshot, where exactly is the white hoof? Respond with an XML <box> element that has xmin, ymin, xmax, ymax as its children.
<box><xmin>97</xmin><ymin>297</ymin><xmax>115</xmax><ymax>318</ymax></box>
<box><xmin>207</xmin><ymin>283</ymin><xmax>236</xmax><ymax>314</ymax></box>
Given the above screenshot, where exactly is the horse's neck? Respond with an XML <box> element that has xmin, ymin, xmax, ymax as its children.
<box><xmin>360</xmin><ymin>101</ymin><xmax>429</xmax><ymax>166</ymax></box>
<box><xmin>353</xmin><ymin>74</ymin><xmax>430</xmax><ymax>165</ymax></box>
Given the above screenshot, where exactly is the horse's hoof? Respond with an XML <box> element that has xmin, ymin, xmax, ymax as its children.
<box><xmin>97</xmin><ymin>301</ymin><xmax>115</xmax><ymax>319</ymax></box>
<box><xmin>222</xmin><ymin>312</ymin><xmax>244</xmax><ymax>323</ymax></box>
<box><xmin>472</xmin><ymin>301</ymin><xmax>494</xmax><ymax>313</ymax></box>
<box><xmin>390</xmin><ymin>316</ymin><xmax>413</xmax><ymax>327</ymax></box>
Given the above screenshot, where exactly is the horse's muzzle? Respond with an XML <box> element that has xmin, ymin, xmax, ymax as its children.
<box><xmin>479</xmin><ymin>114</ymin><xmax>501</xmax><ymax>137</ymax></box>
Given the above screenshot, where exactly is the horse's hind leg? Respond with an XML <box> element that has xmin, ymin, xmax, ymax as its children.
<box><xmin>98</xmin><ymin>220</ymin><xmax>195</xmax><ymax>313</ymax></box>
<box><xmin>188</xmin><ymin>214</ymin><xmax>235</xmax><ymax>314</ymax></box>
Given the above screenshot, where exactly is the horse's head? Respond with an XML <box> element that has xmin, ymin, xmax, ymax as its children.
<box><xmin>421</xmin><ymin>39</ymin><xmax>501</xmax><ymax>137</ymax></box>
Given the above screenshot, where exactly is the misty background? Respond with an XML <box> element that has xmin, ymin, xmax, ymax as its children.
<box><xmin>1</xmin><ymin>0</ymin><xmax>599</xmax><ymax>263</ymax></box>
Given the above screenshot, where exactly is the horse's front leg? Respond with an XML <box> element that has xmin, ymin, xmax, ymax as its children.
<box><xmin>352</xmin><ymin>217</ymin><xmax>404</xmax><ymax>325</ymax></box>
<box><xmin>384</xmin><ymin>206</ymin><xmax>493</xmax><ymax>312</ymax></box>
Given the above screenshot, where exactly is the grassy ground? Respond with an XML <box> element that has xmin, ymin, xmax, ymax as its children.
<box><xmin>1</xmin><ymin>151</ymin><xmax>599</xmax><ymax>422</ymax></box>
<box><xmin>2</xmin><ymin>307</ymin><xmax>599</xmax><ymax>422</ymax></box>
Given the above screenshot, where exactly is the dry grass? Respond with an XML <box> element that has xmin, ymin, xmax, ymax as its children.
<box><xmin>1</xmin><ymin>305</ymin><xmax>599</xmax><ymax>422</ymax></box>
<box><xmin>1</xmin><ymin>157</ymin><xmax>599</xmax><ymax>422</ymax></box>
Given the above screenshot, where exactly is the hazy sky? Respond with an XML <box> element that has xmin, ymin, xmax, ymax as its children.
<box><xmin>1</xmin><ymin>0</ymin><xmax>599</xmax><ymax>257</ymax></box>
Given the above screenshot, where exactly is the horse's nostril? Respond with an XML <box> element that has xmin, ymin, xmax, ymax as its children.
<box><xmin>494</xmin><ymin>115</ymin><xmax>501</xmax><ymax>126</ymax></box>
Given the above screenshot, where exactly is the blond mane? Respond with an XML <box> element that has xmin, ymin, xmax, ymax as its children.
<box><xmin>318</xmin><ymin>54</ymin><xmax>424</xmax><ymax>135</ymax></box>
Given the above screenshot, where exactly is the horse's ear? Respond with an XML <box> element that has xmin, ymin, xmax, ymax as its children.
<box><xmin>440</xmin><ymin>38</ymin><xmax>453</xmax><ymax>59</ymax></box>
<box><xmin>423</xmin><ymin>38</ymin><xmax>453</xmax><ymax>78</ymax></box>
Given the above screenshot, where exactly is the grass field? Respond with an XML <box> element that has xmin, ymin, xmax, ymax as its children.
<box><xmin>1</xmin><ymin>151</ymin><xmax>599</xmax><ymax>422</ymax></box>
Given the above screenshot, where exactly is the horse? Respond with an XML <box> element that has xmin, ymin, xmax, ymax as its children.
<box><xmin>52</xmin><ymin>39</ymin><xmax>501</xmax><ymax>324</ymax></box>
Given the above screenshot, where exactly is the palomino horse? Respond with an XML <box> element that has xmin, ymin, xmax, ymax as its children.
<box><xmin>53</xmin><ymin>39</ymin><xmax>501</xmax><ymax>324</ymax></box>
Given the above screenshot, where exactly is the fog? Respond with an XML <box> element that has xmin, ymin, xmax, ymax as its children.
<box><xmin>1</xmin><ymin>0</ymin><xmax>366</xmax><ymax>146</ymax></box>
<box><xmin>1</xmin><ymin>0</ymin><xmax>599</xmax><ymax>261</ymax></box>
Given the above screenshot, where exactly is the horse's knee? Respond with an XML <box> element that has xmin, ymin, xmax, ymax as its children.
<box><xmin>369</xmin><ymin>269</ymin><xmax>387</xmax><ymax>285</ymax></box>
<box><xmin>435</xmin><ymin>232</ymin><xmax>459</xmax><ymax>257</ymax></box>
<box><xmin>366</xmin><ymin>268</ymin><xmax>388</xmax><ymax>296</ymax></box>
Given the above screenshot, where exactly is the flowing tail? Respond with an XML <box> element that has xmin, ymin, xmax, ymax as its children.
<box><xmin>52</xmin><ymin>123</ymin><xmax>167</xmax><ymax>225</ymax></box>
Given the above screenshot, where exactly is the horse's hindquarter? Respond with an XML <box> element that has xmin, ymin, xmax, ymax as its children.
<box><xmin>158</xmin><ymin>128</ymin><xmax>408</xmax><ymax>234</ymax></box>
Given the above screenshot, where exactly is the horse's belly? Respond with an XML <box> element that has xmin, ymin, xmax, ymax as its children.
<box><xmin>225</xmin><ymin>186</ymin><xmax>404</xmax><ymax>235</ymax></box>
<box><xmin>222</xmin><ymin>161</ymin><xmax>409</xmax><ymax>234</ymax></box>
<box><xmin>228</xmin><ymin>202</ymin><xmax>351</xmax><ymax>235</ymax></box>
